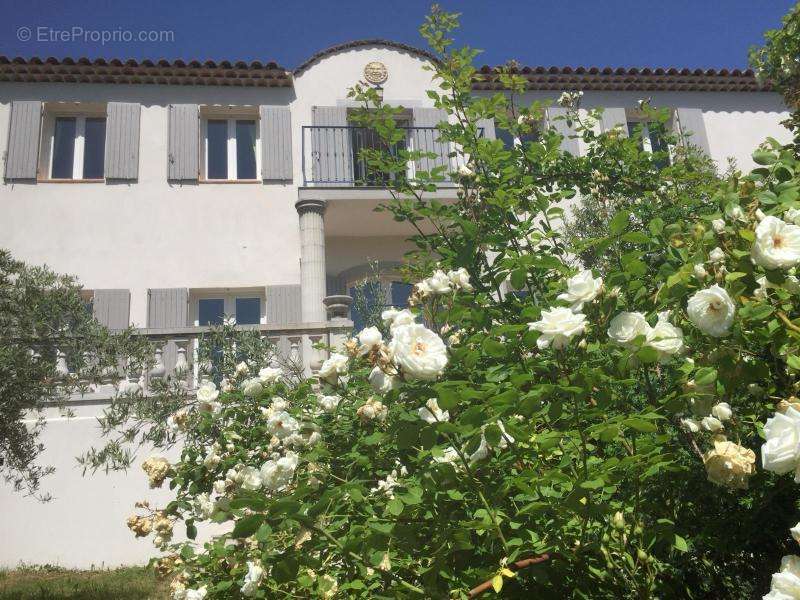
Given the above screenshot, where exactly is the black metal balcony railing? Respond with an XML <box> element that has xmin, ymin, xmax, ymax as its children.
<box><xmin>302</xmin><ymin>125</ymin><xmax>461</xmax><ymax>186</ymax></box>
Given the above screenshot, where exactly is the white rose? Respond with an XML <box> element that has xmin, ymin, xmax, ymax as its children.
<box><xmin>528</xmin><ymin>307</ymin><xmax>587</xmax><ymax>350</ymax></box>
<box><xmin>235</xmin><ymin>362</ymin><xmax>249</xmax><ymax>375</ymax></box>
<box><xmin>557</xmin><ymin>269</ymin><xmax>603</xmax><ymax>313</ymax></box>
<box><xmin>687</xmin><ymin>285</ymin><xmax>736</xmax><ymax>337</ymax></box>
<box><xmin>608</xmin><ymin>311</ymin><xmax>650</xmax><ymax>347</ymax></box>
<box><xmin>389</xmin><ymin>324</ymin><xmax>449</xmax><ymax>381</ymax></box>
<box><xmin>203</xmin><ymin>449</ymin><xmax>221</xmax><ymax>469</ymax></box>
<box><xmin>241</xmin><ymin>561</ymin><xmax>264</xmax><ymax>597</ymax></box>
<box><xmin>242</xmin><ymin>377</ymin><xmax>263</xmax><ymax>398</ymax></box>
<box><xmin>756</xmin><ymin>208</ymin><xmax>767</xmax><ymax>221</ymax></box>
<box><xmin>236</xmin><ymin>466</ymin><xmax>262</xmax><ymax>490</ymax></box>
<box><xmin>645</xmin><ymin>312</ymin><xmax>684</xmax><ymax>360</ymax></box>
<box><xmin>711</xmin><ymin>219</ymin><xmax>726</xmax><ymax>234</ymax></box>
<box><xmin>267</xmin><ymin>410</ymin><xmax>300</xmax><ymax>439</ymax></box>
<box><xmin>220</xmin><ymin>378</ymin><xmax>233</xmax><ymax>393</ymax></box>
<box><xmin>357</xmin><ymin>397</ymin><xmax>388</xmax><ymax>422</ymax></box>
<box><xmin>786</xmin><ymin>208</ymin><xmax>800</xmax><ymax>226</ymax></box>
<box><xmin>693</xmin><ymin>264</ymin><xmax>708</xmax><ymax>280</ymax></box>
<box><xmin>791</xmin><ymin>523</ymin><xmax>800</xmax><ymax>544</ymax></box>
<box><xmin>415</xmin><ymin>279</ymin><xmax>434</xmax><ymax>298</ymax></box>
<box><xmin>418</xmin><ymin>398</ymin><xmax>449</xmax><ymax>423</ymax></box>
<box><xmin>196</xmin><ymin>381</ymin><xmax>220</xmax><ymax>413</ymax></box>
<box><xmin>766</xmin><ymin>555</ymin><xmax>800</xmax><ymax>600</ymax></box>
<box><xmin>318</xmin><ymin>353</ymin><xmax>348</xmax><ymax>384</ymax></box>
<box><xmin>680</xmin><ymin>418</ymin><xmax>700</xmax><ymax>433</ymax></box>
<box><xmin>196</xmin><ymin>493</ymin><xmax>215</xmax><ymax>519</ymax></box>
<box><xmin>184</xmin><ymin>587</ymin><xmax>208</xmax><ymax>600</ymax></box>
<box><xmin>213</xmin><ymin>480</ymin><xmax>227</xmax><ymax>494</ymax></box>
<box><xmin>381</xmin><ymin>308</ymin><xmax>417</xmax><ymax>331</ymax></box>
<box><xmin>357</xmin><ymin>326</ymin><xmax>383</xmax><ymax>355</ymax></box>
<box><xmin>711</xmin><ymin>402</ymin><xmax>733</xmax><ymax>421</ymax></box>
<box><xmin>752</xmin><ymin>216</ymin><xmax>800</xmax><ymax>270</ymax></box>
<box><xmin>258</xmin><ymin>366</ymin><xmax>282</xmax><ymax>384</ymax></box>
<box><xmin>260</xmin><ymin>451</ymin><xmax>299</xmax><ymax>491</ymax></box>
<box><xmin>762</xmin><ymin>407</ymin><xmax>800</xmax><ymax>481</ymax></box>
<box><xmin>426</xmin><ymin>270</ymin><xmax>453</xmax><ymax>295</ymax></box>
<box><xmin>726</xmin><ymin>205</ymin><xmax>745</xmax><ymax>222</ymax></box>
<box><xmin>447</xmin><ymin>267</ymin><xmax>473</xmax><ymax>291</ymax></box>
<box><xmin>369</xmin><ymin>366</ymin><xmax>398</xmax><ymax>394</ymax></box>
<box><xmin>469</xmin><ymin>435</ymin><xmax>491</xmax><ymax>464</ymax></box>
<box><xmin>318</xmin><ymin>394</ymin><xmax>340</xmax><ymax>413</ymax></box>
<box><xmin>709</xmin><ymin>247</ymin><xmax>726</xmax><ymax>264</ymax></box>
<box><xmin>458</xmin><ymin>164</ymin><xmax>474</xmax><ymax>177</ymax></box>
<box><xmin>700</xmin><ymin>416</ymin><xmax>724</xmax><ymax>432</ymax></box>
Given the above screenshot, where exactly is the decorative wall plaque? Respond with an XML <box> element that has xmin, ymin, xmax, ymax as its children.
<box><xmin>364</xmin><ymin>61</ymin><xmax>388</xmax><ymax>85</ymax></box>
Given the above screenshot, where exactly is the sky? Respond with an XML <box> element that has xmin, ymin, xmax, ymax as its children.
<box><xmin>0</xmin><ymin>0</ymin><xmax>796</xmax><ymax>70</ymax></box>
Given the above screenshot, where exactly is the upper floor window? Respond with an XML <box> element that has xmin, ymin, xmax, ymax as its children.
<box><xmin>626</xmin><ymin>112</ymin><xmax>672</xmax><ymax>168</ymax></box>
<box><xmin>46</xmin><ymin>113</ymin><xmax>106</xmax><ymax>180</ymax></box>
<box><xmin>201</xmin><ymin>111</ymin><xmax>260</xmax><ymax>181</ymax></box>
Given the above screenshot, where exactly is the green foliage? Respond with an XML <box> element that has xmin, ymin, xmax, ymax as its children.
<box><xmin>0</xmin><ymin>249</ymin><xmax>149</xmax><ymax>500</ymax></box>
<box><xmin>124</xmin><ymin>6</ymin><xmax>800</xmax><ymax>599</ymax></box>
<box><xmin>750</xmin><ymin>1</ymin><xmax>800</xmax><ymax>149</ymax></box>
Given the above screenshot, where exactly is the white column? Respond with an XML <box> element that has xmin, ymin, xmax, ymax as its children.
<box><xmin>295</xmin><ymin>198</ymin><xmax>327</xmax><ymax>323</ymax></box>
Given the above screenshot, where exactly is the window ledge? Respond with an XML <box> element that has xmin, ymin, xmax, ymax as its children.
<box><xmin>199</xmin><ymin>179</ymin><xmax>261</xmax><ymax>184</ymax></box>
<box><xmin>37</xmin><ymin>178</ymin><xmax>105</xmax><ymax>183</ymax></box>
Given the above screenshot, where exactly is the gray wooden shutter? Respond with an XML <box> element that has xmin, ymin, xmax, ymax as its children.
<box><xmin>4</xmin><ymin>100</ymin><xmax>42</xmax><ymax>180</ymax></box>
<box><xmin>260</xmin><ymin>105</ymin><xmax>292</xmax><ymax>180</ymax></box>
<box><xmin>675</xmin><ymin>108</ymin><xmax>711</xmax><ymax>156</ymax></box>
<box><xmin>147</xmin><ymin>288</ymin><xmax>188</xmax><ymax>328</ymax></box>
<box><xmin>476</xmin><ymin>118</ymin><xmax>496</xmax><ymax>140</ymax></box>
<box><xmin>147</xmin><ymin>288</ymin><xmax>188</xmax><ymax>375</ymax></box>
<box><xmin>600</xmin><ymin>107</ymin><xmax>628</xmax><ymax>136</ymax></box>
<box><xmin>104</xmin><ymin>102</ymin><xmax>140</xmax><ymax>180</ymax></box>
<box><xmin>311</xmin><ymin>106</ymin><xmax>351</xmax><ymax>185</ymax></box>
<box><xmin>546</xmin><ymin>107</ymin><xmax>579</xmax><ymax>154</ymax></box>
<box><xmin>412</xmin><ymin>107</ymin><xmax>450</xmax><ymax>175</ymax></box>
<box><xmin>167</xmin><ymin>104</ymin><xmax>199</xmax><ymax>181</ymax></box>
<box><xmin>266</xmin><ymin>284</ymin><xmax>302</xmax><ymax>324</ymax></box>
<box><xmin>93</xmin><ymin>289</ymin><xmax>130</xmax><ymax>330</ymax></box>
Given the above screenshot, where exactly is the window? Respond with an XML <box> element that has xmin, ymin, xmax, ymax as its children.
<box><xmin>497</xmin><ymin>125</ymin><xmax>541</xmax><ymax>150</ymax></box>
<box><xmin>627</xmin><ymin>119</ymin><xmax>671</xmax><ymax>168</ymax></box>
<box><xmin>351</xmin><ymin>118</ymin><xmax>410</xmax><ymax>185</ymax></box>
<box><xmin>49</xmin><ymin>115</ymin><xmax>106</xmax><ymax>179</ymax></box>
<box><xmin>202</xmin><ymin>117</ymin><xmax>259</xmax><ymax>180</ymax></box>
<box><xmin>193</xmin><ymin>292</ymin><xmax>264</xmax><ymax>326</ymax></box>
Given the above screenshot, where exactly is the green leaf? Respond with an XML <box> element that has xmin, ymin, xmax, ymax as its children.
<box><xmin>232</xmin><ymin>514</ymin><xmax>265</xmax><ymax>538</ymax></box>
<box><xmin>624</xmin><ymin>417</ymin><xmax>658</xmax><ymax>433</ymax></box>
<box><xmin>674</xmin><ymin>534</ymin><xmax>689</xmax><ymax>553</ymax></box>
<box><xmin>753</xmin><ymin>150</ymin><xmax>777</xmax><ymax>165</ymax></box>
<box><xmin>787</xmin><ymin>355</ymin><xmax>800</xmax><ymax>371</ymax></box>
<box><xmin>387</xmin><ymin>497</ymin><xmax>404</xmax><ymax>516</ymax></box>
<box><xmin>492</xmin><ymin>574</ymin><xmax>504</xmax><ymax>593</ymax></box>
<box><xmin>609</xmin><ymin>210</ymin><xmax>631</xmax><ymax>236</ymax></box>
<box><xmin>580</xmin><ymin>478</ymin><xmax>605</xmax><ymax>489</ymax></box>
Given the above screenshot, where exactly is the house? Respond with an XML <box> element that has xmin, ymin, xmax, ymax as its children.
<box><xmin>0</xmin><ymin>39</ymin><xmax>791</xmax><ymax>567</ymax></box>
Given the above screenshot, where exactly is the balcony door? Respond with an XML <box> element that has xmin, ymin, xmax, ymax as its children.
<box><xmin>350</xmin><ymin>119</ymin><xmax>410</xmax><ymax>186</ymax></box>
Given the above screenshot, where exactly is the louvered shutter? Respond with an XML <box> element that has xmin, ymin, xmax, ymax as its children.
<box><xmin>266</xmin><ymin>285</ymin><xmax>302</xmax><ymax>324</ymax></box>
<box><xmin>412</xmin><ymin>107</ymin><xmax>450</xmax><ymax>176</ymax></box>
<box><xmin>167</xmin><ymin>104</ymin><xmax>199</xmax><ymax>180</ymax></box>
<box><xmin>93</xmin><ymin>289</ymin><xmax>130</xmax><ymax>330</ymax></box>
<box><xmin>260</xmin><ymin>105</ymin><xmax>293</xmax><ymax>180</ymax></box>
<box><xmin>546</xmin><ymin>107</ymin><xmax>580</xmax><ymax>154</ymax></box>
<box><xmin>104</xmin><ymin>102</ymin><xmax>140</xmax><ymax>180</ymax></box>
<box><xmin>4</xmin><ymin>100</ymin><xmax>42</xmax><ymax>180</ymax></box>
<box><xmin>311</xmin><ymin>106</ymin><xmax>351</xmax><ymax>185</ymax></box>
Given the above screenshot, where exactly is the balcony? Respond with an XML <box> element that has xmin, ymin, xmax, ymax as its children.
<box><xmin>301</xmin><ymin>125</ymin><xmax>461</xmax><ymax>186</ymax></box>
<box><xmin>56</xmin><ymin>321</ymin><xmax>352</xmax><ymax>402</ymax></box>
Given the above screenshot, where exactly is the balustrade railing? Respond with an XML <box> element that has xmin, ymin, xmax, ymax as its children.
<box><xmin>54</xmin><ymin>322</ymin><xmax>352</xmax><ymax>402</ymax></box>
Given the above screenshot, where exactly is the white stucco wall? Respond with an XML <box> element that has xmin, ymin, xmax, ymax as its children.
<box><xmin>0</xmin><ymin>42</ymin><xmax>793</xmax><ymax>568</ymax></box>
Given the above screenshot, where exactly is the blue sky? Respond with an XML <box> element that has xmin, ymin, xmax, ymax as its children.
<box><xmin>1</xmin><ymin>0</ymin><xmax>795</xmax><ymax>70</ymax></box>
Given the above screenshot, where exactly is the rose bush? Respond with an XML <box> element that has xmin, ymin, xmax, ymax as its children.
<box><xmin>113</xmin><ymin>8</ymin><xmax>800</xmax><ymax>599</ymax></box>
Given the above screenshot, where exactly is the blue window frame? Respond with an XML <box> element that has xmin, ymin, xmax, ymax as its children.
<box><xmin>235</xmin><ymin>297</ymin><xmax>261</xmax><ymax>325</ymax></box>
<box><xmin>52</xmin><ymin>117</ymin><xmax>76</xmax><ymax>179</ymax></box>
<box><xmin>198</xmin><ymin>298</ymin><xmax>225</xmax><ymax>326</ymax></box>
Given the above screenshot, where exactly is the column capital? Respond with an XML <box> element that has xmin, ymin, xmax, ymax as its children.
<box><xmin>295</xmin><ymin>198</ymin><xmax>327</xmax><ymax>216</ymax></box>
